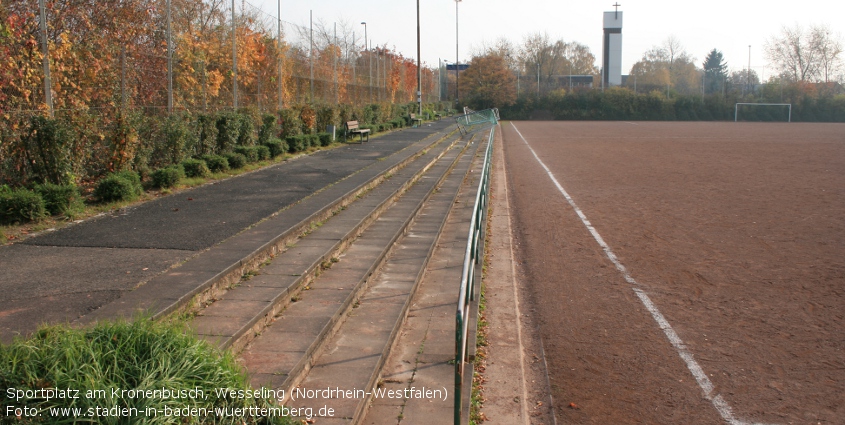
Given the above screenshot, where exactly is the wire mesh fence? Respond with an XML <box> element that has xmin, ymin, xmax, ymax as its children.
<box><xmin>1</xmin><ymin>0</ymin><xmax>446</xmax><ymax>187</ymax></box>
<box><xmin>1</xmin><ymin>0</ymin><xmax>440</xmax><ymax>116</ymax></box>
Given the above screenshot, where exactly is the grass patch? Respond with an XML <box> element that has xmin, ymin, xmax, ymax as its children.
<box><xmin>0</xmin><ymin>319</ymin><xmax>293</xmax><ymax>424</ymax></box>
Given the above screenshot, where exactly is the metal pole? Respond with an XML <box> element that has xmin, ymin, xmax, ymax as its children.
<box><xmin>278</xmin><ymin>0</ymin><xmax>283</xmax><ymax>110</ymax></box>
<box><xmin>362</xmin><ymin>22</ymin><xmax>370</xmax><ymax>103</ymax></box>
<box><xmin>747</xmin><ymin>45</ymin><xmax>751</xmax><ymax>96</ymax></box>
<box><xmin>376</xmin><ymin>45</ymin><xmax>381</xmax><ymax>100</ymax></box>
<box><xmin>417</xmin><ymin>0</ymin><xmax>422</xmax><ymax>115</ymax></box>
<box><xmin>167</xmin><ymin>0</ymin><xmax>173</xmax><ymax>114</ymax></box>
<box><xmin>334</xmin><ymin>22</ymin><xmax>338</xmax><ymax>103</ymax></box>
<box><xmin>38</xmin><ymin>0</ymin><xmax>53</xmax><ymax>117</ymax></box>
<box><xmin>455</xmin><ymin>0</ymin><xmax>461</xmax><ymax>106</ymax></box>
<box><xmin>310</xmin><ymin>10</ymin><xmax>314</xmax><ymax>103</ymax></box>
<box><xmin>232</xmin><ymin>0</ymin><xmax>238</xmax><ymax>109</ymax></box>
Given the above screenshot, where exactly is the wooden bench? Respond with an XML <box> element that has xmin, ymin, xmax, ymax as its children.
<box><xmin>344</xmin><ymin>120</ymin><xmax>370</xmax><ymax>143</ymax></box>
<box><xmin>433</xmin><ymin>111</ymin><xmax>442</xmax><ymax>120</ymax></box>
<box><xmin>409</xmin><ymin>113</ymin><xmax>423</xmax><ymax>128</ymax></box>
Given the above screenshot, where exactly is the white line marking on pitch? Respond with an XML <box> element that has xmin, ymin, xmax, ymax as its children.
<box><xmin>509</xmin><ymin>122</ymin><xmax>775</xmax><ymax>425</ymax></box>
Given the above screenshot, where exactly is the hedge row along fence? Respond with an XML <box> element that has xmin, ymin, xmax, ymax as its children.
<box><xmin>496</xmin><ymin>89</ymin><xmax>845</xmax><ymax>122</ymax></box>
<box><xmin>0</xmin><ymin>101</ymin><xmax>450</xmax><ymax>225</ymax></box>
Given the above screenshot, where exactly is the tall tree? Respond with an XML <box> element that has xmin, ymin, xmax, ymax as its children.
<box><xmin>627</xmin><ymin>37</ymin><xmax>699</xmax><ymax>95</ymax></box>
<box><xmin>702</xmin><ymin>49</ymin><xmax>727</xmax><ymax>94</ymax></box>
<box><xmin>459</xmin><ymin>53</ymin><xmax>516</xmax><ymax>109</ymax></box>
<box><xmin>766</xmin><ymin>24</ymin><xmax>843</xmax><ymax>82</ymax></box>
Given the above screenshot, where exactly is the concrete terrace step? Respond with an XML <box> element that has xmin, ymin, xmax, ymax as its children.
<box><xmin>75</xmin><ymin>122</ymin><xmax>455</xmax><ymax>329</ymax></box>
<box><xmin>237</xmin><ymin>135</ymin><xmax>480</xmax><ymax>413</ymax></box>
<box><xmin>187</xmin><ymin>132</ymin><xmax>464</xmax><ymax>353</ymax></box>
<box><xmin>244</xmin><ymin>134</ymin><xmax>488</xmax><ymax>425</ymax></box>
<box><xmin>361</xmin><ymin>133</ymin><xmax>489</xmax><ymax>425</ymax></box>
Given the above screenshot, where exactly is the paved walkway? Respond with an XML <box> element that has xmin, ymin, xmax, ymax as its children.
<box><xmin>0</xmin><ymin>121</ymin><xmax>454</xmax><ymax>343</ymax></box>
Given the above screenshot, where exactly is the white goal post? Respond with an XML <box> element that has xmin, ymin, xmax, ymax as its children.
<box><xmin>735</xmin><ymin>103</ymin><xmax>792</xmax><ymax>122</ymax></box>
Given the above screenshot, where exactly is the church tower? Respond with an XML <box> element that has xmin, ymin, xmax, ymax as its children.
<box><xmin>602</xmin><ymin>4</ymin><xmax>623</xmax><ymax>87</ymax></box>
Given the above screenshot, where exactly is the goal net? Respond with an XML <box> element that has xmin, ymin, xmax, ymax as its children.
<box><xmin>735</xmin><ymin>103</ymin><xmax>792</xmax><ymax>122</ymax></box>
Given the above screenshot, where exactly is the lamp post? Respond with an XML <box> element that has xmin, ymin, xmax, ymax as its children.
<box><xmin>455</xmin><ymin>0</ymin><xmax>461</xmax><ymax>107</ymax></box>
<box><xmin>361</xmin><ymin>22</ymin><xmax>371</xmax><ymax>102</ymax></box>
<box><xmin>416</xmin><ymin>0</ymin><xmax>422</xmax><ymax>115</ymax></box>
<box><xmin>232</xmin><ymin>0</ymin><xmax>238</xmax><ymax>108</ymax></box>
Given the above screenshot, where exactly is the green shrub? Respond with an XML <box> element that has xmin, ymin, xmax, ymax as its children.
<box><xmin>318</xmin><ymin>132</ymin><xmax>332</xmax><ymax>147</ymax></box>
<box><xmin>258</xmin><ymin>114</ymin><xmax>277</xmax><ymax>145</ymax></box>
<box><xmin>196</xmin><ymin>114</ymin><xmax>219</xmax><ymax>156</ymax></box>
<box><xmin>0</xmin><ymin>320</ymin><xmax>292</xmax><ymax>425</ymax></box>
<box><xmin>95</xmin><ymin>170</ymin><xmax>143</xmax><ymax>202</ymax></box>
<box><xmin>233</xmin><ymin>146</ymin><xmax>259</xmax><ymax>162</ymax></box>
<box><xmin>223</xmin><ymin>152</ymin><xmax>247</xmax><ymax>169</ymax></box>
<box><xmin>264</xmin><ymin>138</ymin><xmax>287</xmax><ymax>158</ymax></box>
<box><xmin>0</xmin><ymin>188</ymin><xmax>47</xmax><ymax>224</ymax></box>
<box><xmin>161</xmin><ymin>114</ymin><xmax>193</xmax><ymax>165</ymax></box>
<box><xmin>279</xmin><ymin>108</ymin><xmax>303</xmax><ymax>137</ymax></box>
<box><xmin>151</xmin><ymin>165</ymin><xmax>184</xmax><ymax>188</ymax></box>
<box><xmin>255</xmin><ymin>145</ymin><xmax>271</xmax><ymax>161</ymax></box>
<box><xmin>285</xmin><ymin>135</ymin><xmax>306</xmax><ymax>153</ymax></box>
<box><xmin>182</xmin><ymin>158</ymin><xmax>210</xmax><ymax>178</ymax></box>
<box><xmin>33</xmin><ymin>183</ymin><xmax>83</xmax><ymax>216</ymax></box>
<box><xmin>114</xmin><ymin>170</ymin><xmax>142</xmax><ymax>192</ymax></box>
<box><xmin>237</xmin><ymin>112</ymin><xmax>255</xmax><ymax>146</ymax></box>
<box><xmin>202</xmin><ymin>154</ymin><xmax>230</xmax><ymax>172</ymax></box>
<box><xmin>315</xmin><ymin>105</ymin><xmax>339</xmax><ymax>131</ymax></box>
<box><xmin>21</xmin><ymin>115</ymin><xmax>74</xmax><ymax>185</ymax></box>
<box><xmin>215</xmin><ymin>113</ymin><xmax>239</xmax><ymax>153</ymax></box>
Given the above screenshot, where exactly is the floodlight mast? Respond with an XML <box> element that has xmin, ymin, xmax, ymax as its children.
<box><xmin>417</xmin><ymin>0</ymin><xmax>422</xmax><ymax>115</ymax></box>
<box><xmin>455</xmin><ymin>0</ymin><xmax>461</xmax><ymax>107</ymax></box>
<box><xmin>361</xmin><ymin>22</ymin><xmax>371</xmax><ymax>102</ymax></box>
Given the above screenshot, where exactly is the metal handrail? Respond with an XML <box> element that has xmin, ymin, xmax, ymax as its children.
<box><xmin>454</xmin><ymin>124</ymin><xmax>495</xmax><ymax>425</ymax></box>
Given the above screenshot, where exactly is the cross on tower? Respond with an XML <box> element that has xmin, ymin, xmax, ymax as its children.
<box><xmin>613</xmin><ymin>2</ymin><xmax>621</xmax><ymax>19</ymax></box>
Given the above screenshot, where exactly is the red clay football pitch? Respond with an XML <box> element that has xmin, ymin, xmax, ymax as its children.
<box><xmin>501</xmin><ymin>121</ymin><xmax>844</xmax><ymax>424</ymax></box>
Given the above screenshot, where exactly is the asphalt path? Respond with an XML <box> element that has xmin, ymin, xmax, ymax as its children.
<box><xmin>0</xmin><ymin>121</ymin><xmax>453</xmax><ymax>342</ymax></box>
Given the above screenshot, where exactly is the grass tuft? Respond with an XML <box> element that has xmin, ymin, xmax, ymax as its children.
<box><xmin>0</xmin><ymin>320</ymin><xmax>293</xmax><ymax>424</ymax></box>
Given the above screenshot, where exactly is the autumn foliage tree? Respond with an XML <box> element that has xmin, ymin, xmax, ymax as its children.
<box><xmin>459</xmin><ymin>54</ymin><xmax>516</xmax><ymax>109</ymax></box>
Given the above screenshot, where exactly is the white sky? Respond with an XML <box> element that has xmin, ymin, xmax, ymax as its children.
<box><xmin>253</xmin><ymin>0</ymin><xmax>844</xmax><ymax>79</ymax></box>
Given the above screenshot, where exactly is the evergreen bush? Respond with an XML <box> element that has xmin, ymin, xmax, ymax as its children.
<box><xmin>0</xmin><ymin>187</ymin><xmax>47</xmax><ymax>224</ymax></box>
<box><xmin>279</xmin><ymin>108</ymin><xmax>303</xmax><ymax>137</ymax></box>
<box><xmin>233</xmin><ymin>146</ymin><xmax>259</xmax><ymax>162</ymax></box>
<box><xmin>160</xmin><ymin>114</ymin><xmax>193</xmax><ymax>165</ymax></box>
<box><xmin>236</xmin><ymin>112</ymin><xmax>255</xmax><ymax>146</ymax></box>
<box><xmin>286</xmin><ymin>135</ymin><xmax>306</xmax><ymax>153</ymax></box>
<box><xmin>223</xmin><ymin>152</ymin><xmax>247</xmax><ymax>169</ymax></box>
<box><xmin>264</xmin><ymin>138</ymin><xmax>287</xmax><ymax>157</ymax></box>
<box><xmin>318</xmin><ymin>132</ymin><xmax>332</xmax><ymax>147</ymax></box>
<box><xmin>215</xmin><ymin>113</ymin><xmax>239</xmax><ymax>153</ymax></box>
<box><xmin>196</xmin><ymin>114</ymin><xmax>219</xmax><ymax>156</ymax></box>
<box><xmin>255</xmin><ymin>145</ymin><xmax>271</xmax><ymax>161</ymax></box>
<box><xmin>258</xmin><ymin>114</ymin><xmax>277</xmax><ymax>145</ymax></box>
<box><xmin>151</xmin><ymin>165</ymin><xmax>184</xmax><ymax>188</ymax></box>
<box><xmin>182</xmin><ymin>158</ymin><xmax>210</xmax><ymax>178</ymax></box>
<box><xmin>95</xmin><ymin>170</ymin><xmax>143</xmax><ymax>202</ymax></box>
<box><xmin>202</xmin><ymin>154</ymin><xmax>230</xmax><ymax>173</ymax></box>
<box><xmin>34</xmin><ymin>183</ymin><xmax>84</xmax><ymax>216</ymax></box>
<box><xmin>21</xmin><ymin>115</ymin><xmax>74</xmax><ymax>186</ymax></box>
